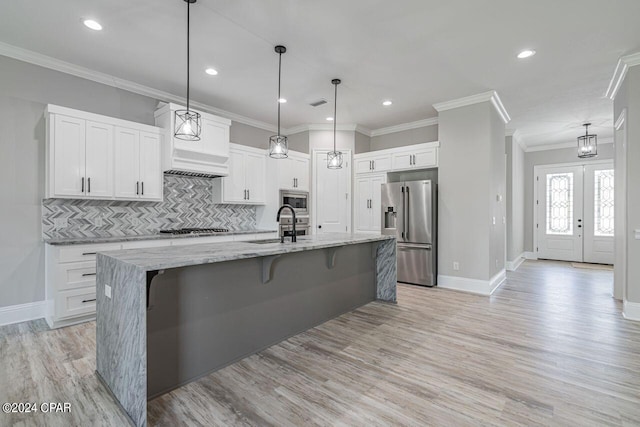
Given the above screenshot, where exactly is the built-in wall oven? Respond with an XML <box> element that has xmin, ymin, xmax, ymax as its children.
<box><xmin>279</xmin><ymin>190</ymin><xmax>310</xmax><ymax>237</ymax></box>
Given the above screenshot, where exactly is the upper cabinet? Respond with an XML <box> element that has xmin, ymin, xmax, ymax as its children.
<box><xmin>277</xmin><ymin>151</ymin><xmax>310</xmax><ymax>191</ymax></box>
<box><xmin>46</xmin><ymin>105</ymin><xmax>163</xmax><ymax>201</ymax></box>
<box><xmin>154</xmin><ymin>103</ymin><xmax>231</xmax><ymax>177</ymax></box>
<box><xmin>391</xmin><ymin>145</ymin><xmax>438</xmax><ymax>170</ymax></box>
<box><xmin>355</xmin><ymin>153</ymin><xmax>392</xmax><ymax>174</ymax></box>
<box><xmin>212</xmin><ymin>143</ymin><xmax>266</xmax><ymax>204</ymax></box>
<box><xmin>354</xmin><ymin>142</ymin><xmax>439</xmax><ymax>176</ymax></box>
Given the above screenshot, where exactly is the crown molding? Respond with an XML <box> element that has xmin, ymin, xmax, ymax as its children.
<box><xmin>0</xmin><ymin>41</ymin><xmax>278</xmax><ymax>133</ymax></box>
<box><xmin>605</xmin><ymin>52</ymin><xmax>640</xmax><ymax>100</ymax></box>
<box><xmin>506</xmin><ymin>129</ymin><xmax>527</xmax><ymax>150</ymax></box>
<box><xmin>433</xmin><ymin>90</ymin><xmax>510</xmax><ymax>124</ymax></box>
<box><xmin>525</xmin><ymin>137</ymin><xmax>614</xmax><ymax>153</ymax></box>
<box><xmin>285</xmin><ymin>123</ymin><xmax>371</xmax><ymax>136</ymax></box>
<box><xmin>369</xmin><ymin>117</ymin><xmax>438</xmax><ymax>137</ymax></box>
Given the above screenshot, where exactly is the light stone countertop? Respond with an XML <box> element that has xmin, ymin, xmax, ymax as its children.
<box><xmin>98</xmin><ymin>233</ymin><xmax>395</xmax><ymax>271</ymax></box>
<box><xmin>43</xmin><ymin>229</ymin><xmax>277</xmax><ymax>245</ymax></box>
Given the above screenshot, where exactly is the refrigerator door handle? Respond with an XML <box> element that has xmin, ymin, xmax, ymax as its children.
<box><xmin>405</xmin><ymin>186</ymin><xmax>410</xmax><ymax>240</ymax></box>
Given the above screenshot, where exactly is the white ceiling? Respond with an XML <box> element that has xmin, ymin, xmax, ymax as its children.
<box><xmin>1</xmin><ymin>0</ymin><xmax>639</xmax><ymax>147</ymax></box>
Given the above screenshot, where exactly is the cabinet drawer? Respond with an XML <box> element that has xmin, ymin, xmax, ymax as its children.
<box><xmin>56</xmin><ymin>287</ymin><xmax>96</xmax><ymax>320</ymax></box>
<box><xmin>58</xmin><ymin>243</ymin><xmax>121</xmax><ymax>263</ymax></box>
<box><xmin>57</xmin><ymin>262</ymin><xmax>96</xmax><ymax>291</ymax></box>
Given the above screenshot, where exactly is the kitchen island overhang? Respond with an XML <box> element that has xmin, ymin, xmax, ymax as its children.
<box><xmin>95</xmin><ymin>233</ymin><xmax>396</xmax><ymax>427</ymax></box>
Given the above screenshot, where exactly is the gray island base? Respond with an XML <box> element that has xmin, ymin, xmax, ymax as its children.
<box><xmin>95</xmin><ymin>233</ymin><xmax>396</xmax><ymax>427</ymax></box>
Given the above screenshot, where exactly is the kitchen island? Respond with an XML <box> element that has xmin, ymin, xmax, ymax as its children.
<box><xmin>95</xmin><ymin>233</ymin><xmax>396</xmax><ymax>427</ymax></box>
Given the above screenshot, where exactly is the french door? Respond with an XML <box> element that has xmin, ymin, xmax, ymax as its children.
<box><xmin>536</xmin><ymin>161</ymin><xmax>614</xmax><ymax>264</ymax></box>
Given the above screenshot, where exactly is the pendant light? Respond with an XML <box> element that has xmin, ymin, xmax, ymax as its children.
<box><xmin>577</xmin><ymin>123</ymin><xmax>597</xmax><ymax>158</ymax></box>
<box><xmin>327</xmin><ymin>79</ymin><xmax>343</xmax><ymax>169</ymax></box>
<box><xmin>174</xmin><ymin>0</ymin><xmax>201</xmax><ymax>141</ymax></box>
<box><xmin>269</xmin><ymin>45</ymin><xmax>288</xmax><ymax>159</ymax></box>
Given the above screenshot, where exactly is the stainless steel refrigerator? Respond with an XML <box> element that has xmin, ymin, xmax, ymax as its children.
<box><xmin>381</xmin><ymin>180</ymin><xmax>436</xmax><ymax>286</ymax></box>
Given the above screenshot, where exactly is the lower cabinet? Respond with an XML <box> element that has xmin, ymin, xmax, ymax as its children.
<box><xmin>355</xmin><ymin>174</ymin><xmax>386</xmax><ymax>233</ymax></box>
<box><xmin>44</xmin><ymin>232</ymin><xmax>278</xmax><ymax>328</ymax></box>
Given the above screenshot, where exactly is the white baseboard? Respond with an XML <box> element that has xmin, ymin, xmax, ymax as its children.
<box><xmin>0</xmin><ymin>301</ymin><xmax>47</xmax><ymax>326</ymax></box>
<box><xmin>524</xmin><ymin>251</ymin><xmax>538</xmax><ymax>260</ymax></box>
<box><xmin>438</xmin><ymin>269</ymin><xmax>506</xmax><ymax>296</ymax></box>
<box><xmin>623</xmin><ymin>300</ymin><xmax>640</xmax><ymax>321</ymax></box>
<box><xmin>506</xmin><ymin>253</ymin><xmax>525</xmax><ymax>271</ymax></box>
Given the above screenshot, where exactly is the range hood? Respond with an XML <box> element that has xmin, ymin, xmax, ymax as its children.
<box><xmin>154</xmin><ymin>103</ymin><xmax>231</xmax><ymax>178</ymax></box>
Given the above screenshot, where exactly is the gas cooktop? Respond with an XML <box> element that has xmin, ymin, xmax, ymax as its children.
<box><xmin>159</xmin><ymin>227</ymin><xmax>230</xmax><ymax>235</ymax></box>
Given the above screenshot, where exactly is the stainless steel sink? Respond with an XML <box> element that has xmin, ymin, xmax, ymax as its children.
<box><xmin>246</xmin><ymin>238</ymin><xmax>284</xmax><ymax>244</ymax></box>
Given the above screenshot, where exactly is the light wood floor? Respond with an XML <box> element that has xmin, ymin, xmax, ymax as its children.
<box><xmin>2</xmin><ymin>260</ymin><xmax>640</xmax><ymax>426</ymax></box>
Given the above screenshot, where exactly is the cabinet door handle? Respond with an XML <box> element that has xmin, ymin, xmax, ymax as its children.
<box><xmin>81</xmin><ymin>177</ymin><xmax>85</xmax><ymax>193</ymax></box>
<box><xmin>372</xmin><ymin>160</ymin><xmax>375</xmax><ymax>170</ymax></box>
<box><xmin>141</xmin><ymin>182</ymin><xmax>144</xmax><ymax>196</ymax></box>
<box><xmin>136</xmin><ymin>181</ymin><xmax>139</xmax><ymax>195</ymax></box>
<box><xmin>82</xmin><ymin>272</ymin><xmax>97</xmax><ymax>277</ymax></box>
<box><xmin>247</xmin><ymin>189</ymin><xmax>250</xmax><ymax>200</ymax></box>
<box><xmin>87</xmin><ymin>177</ymin><xmax>91</xmax><ymax>193</ymax></box>
<box><xmin>82</xmin><ymin>252</ymin><xmax>97</xmax><ymax>255</ymax></box>
<box><xmin>82</xmin><ymin>298</ymin><xmax>97</xmax><ymax>304</ymax></box>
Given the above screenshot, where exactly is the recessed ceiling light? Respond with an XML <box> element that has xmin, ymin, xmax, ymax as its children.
<box><xmin>382</xmin><ymin>100</ymin><xmax>393</xmax><ymax>106</ymax></box>
<box><xmin>205</xmin><ymin>68</ymin><xmax>218</xmax><ymax>76</ymax></box>
<box><xmin>326</xmin><ymin>117</ymin><xmax>334</xmax><ymax>121</ymax></box>
<box><xmin>83</xmin><ymin>19</ymin><xmax>103</xmax><ymax>31</ymax></box>
<box><xmin>517</xmin><ymin>49</ymin><xmax>536</xmax><ymax>59</ymax></box>
<box><xmin>277</xmin><ymin>98</ymin><xmax>287</xmax><ymax>103</ymax></box>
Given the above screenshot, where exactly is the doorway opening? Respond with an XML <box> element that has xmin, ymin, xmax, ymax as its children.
<box><xmin>534</xmin><ymin>160</ymin><xmax>614</xmax><ymax>264</ymax></box>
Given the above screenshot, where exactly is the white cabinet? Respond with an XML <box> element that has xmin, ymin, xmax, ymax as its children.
<box><xmin>46</xmin><ymin>105</ymin><xmax>163</xmax><ymax>201</ymax></box>
<box><xmin>391</xmin><ymin>146</ymin><xmax>437</xmax><ymax>170</ymax></box>
<box><xmin>154</xmin><ymin>103</ymin><xmax>231</xmax><ymax>177</ymax></box>
<box><xmin>213</xmin><ymin>144</ymin><xmax>266</xmax><ymax>204</ymax></box>
<box><xmin>49</xmin><ymin>115</ymin><xmax>114</xmax><ymax>199</ymax></box>
<box><xmin>355</xmin><ymin>154</ymin><xmax>391</xmax><ymax>174</ymax></box>
<box><xmin>277</xmin><ymin>153</ymin><xmax>310</xmax><ymax>191</ymax></box>
<box><xmin>114</xmin><ymin>128</ymin><xmax>163</xmax><ymax>201</ymax></box>
<box><xmin>355</xmin><ymin>174</ymin><xmax>386</xmax><ymax>233</ymax></box>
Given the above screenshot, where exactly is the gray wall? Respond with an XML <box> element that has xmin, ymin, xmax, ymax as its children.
<box><xmin>0</xmin><ymin>56</ymin><xmax>276</xmax><ymax>309</ymax></box>
<box><xmin>285</xmin><ymin>130</ymin><xmax>310</xmax><ymax>154</ymax></box>
<box><xmin>614</xmin><ymin>65</ymin><xmax>640</xmax><ymax>303</ymax></box>
<box><xmin>489</xmin><ymin>108</ymin><xmax>506</xmax><ymax>277</ymax></box>
<box><xmin>523</xmin><ymin>144</ymin><xmax>614</xmax><ymax>253</ymax></box>
<box><xmin>230</xmin><ymin>123</ymin><xmax>309</xmax><ymax>153</ymax></box>
<box><xmin>506</xmin><ymin>136</ymin><xmax>525</xmax><ymax>261</ymax></box>
<box><xmin>370</xmin><ymin>125</ymin><xmax>438</xmax><ymax>151</ymax></box>
<box><xmin>354</xmin><ymin>131</ymin><xmax>371</xmax><ymax>154</ymax></box>
<box><xmin>438</xmin><ymin>103</ymin><xmax>495</xmax><ymax>281</ymax></box>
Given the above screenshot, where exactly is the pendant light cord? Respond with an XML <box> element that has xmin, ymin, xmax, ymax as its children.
<box><xmin>277</xmin><ymin>51</ymin><xmax>282</xmax><ymax>136</ymax></box>
<box><xmin>333</xmin><ymin>81</ymin><xmax>337</xmax><ymax>152</ymax></box>
<box><xmin>186</xmin><ymin>1</ymin><xmax>191</xmax><ymax>112</ymax></box>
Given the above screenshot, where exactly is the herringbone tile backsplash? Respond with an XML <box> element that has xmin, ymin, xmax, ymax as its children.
<box><xmin>42</xmin><ymin>175</ymin><xmax>256</xmax><ymax>239</ymax></box>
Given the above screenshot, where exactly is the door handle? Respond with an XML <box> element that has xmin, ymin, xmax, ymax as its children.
<box><xmin>81</xmin><ymin>177</ymin><xmax>85</xmax><ymax>193</ymax></box>
<box><xmin>87</xmin><ymin>177</ymin><xmax>91</xmax><ymax>193</ymax></box>
<box><xmin>405</xmin><ymin>186</ymin><xmax>410</xmax><ymax>239</ymax></box>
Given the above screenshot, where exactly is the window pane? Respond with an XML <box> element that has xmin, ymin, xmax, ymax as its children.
<box><xmin>594</xmin><ymin>169</ymin><xmax>614</xmax><ymax>236</ymax></box>
<box><xmin>546</xmin><ymin>173</ymin><xmax>573</xmax><ymax>235</ymax></box>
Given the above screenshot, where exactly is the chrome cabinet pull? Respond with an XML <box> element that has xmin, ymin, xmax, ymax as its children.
<box><xmin>247</xmin><ymin>189</ymin><xmax>250</xmax><ymax>200</ymax></box>
<box><xmin>141</xmin><ymin>182</ymin><xmax>144</xmax><ymax>195</ymax></box>
<box><xmin>82</xmin><ymin>298</ymin><xmax>97</xmax><ymax>304</ymax></box>
<box><xmin>81</xmin><ymin>177</ymin><xmax>85</xmax><ymax>193</ymax></box>
<box><xmin>82</xmin><ymin>272</ymin><xmax>96</xmax><ymax>277</ymax></box>
<box><xmin>136</xmin><ymin>181</ymin><xmax>139</xmax><ymax>195</ymax></box>
<box><xmin>87</xmin><ymin>177</ymin><xmax>91</xmax><ymax>193</ymax></box>
<box><xmin>82</xmin><ymin>252</ymin><xmax>97</xmax><ymax>255</ymax></box>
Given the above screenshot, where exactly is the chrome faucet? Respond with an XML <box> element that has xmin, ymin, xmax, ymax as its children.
<box><xmin>276</xmin><ymin>204</ymin><xmax>297</xmax><ymax>243</ymax></box>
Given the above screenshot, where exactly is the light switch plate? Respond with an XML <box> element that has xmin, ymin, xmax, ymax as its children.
<box><xmin>105</xmin><ymin>284</ymin><xmax>112</xmax><ymax>299</ymax></box>
<box><xmin>492</xmin><ymin>217</ymin><xmax>496</xmax><ymax>225</ymax></box>
<box><xmin>453</xmin><ymin>262</ymin><xmax>460</xmax><ymax>271</ymax></box>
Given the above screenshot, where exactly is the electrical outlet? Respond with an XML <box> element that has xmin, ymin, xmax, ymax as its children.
<box><xmin>54</xmin><ymin>218</ymin><xmax>68</xmax><ymax>229</ymax></box>
<box><xmin>105</xmin><ymin>284</ymin><xmax>112</xmax><ymax>299</ymax></box>
<box><xmin>492</xmin><ymin>216</ymin><xmax>496</xmax><ymax>225</ymax></box>
<box><xmin>453</xmin><ymin>262</ymin><xmax>460</xmax><ymax>271</ymax></box>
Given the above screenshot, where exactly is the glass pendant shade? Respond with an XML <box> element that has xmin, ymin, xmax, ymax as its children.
<box><xmin>269</xmin><ymin>135</ymin><xmax>288</xmax><ymax>159</ymax></box>
<box><xmin>174</xmin><ymin>109</ymin><xmax>201</xmax><ymax>141</ymax></box>
<box><xmin>327</xmin><ymin>150</ymin><xmax>343</xmax><ymax>169</ymax></box>
<box><xmin>577</xmin><ymin>123</ymin><xmax>597</xmax><ymax>158</ymax></box>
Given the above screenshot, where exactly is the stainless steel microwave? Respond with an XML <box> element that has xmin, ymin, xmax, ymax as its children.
<box><xmin>280</xmin><ymin>190</ymin><xmax>308</xmax><ymax>215</ymax></box>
